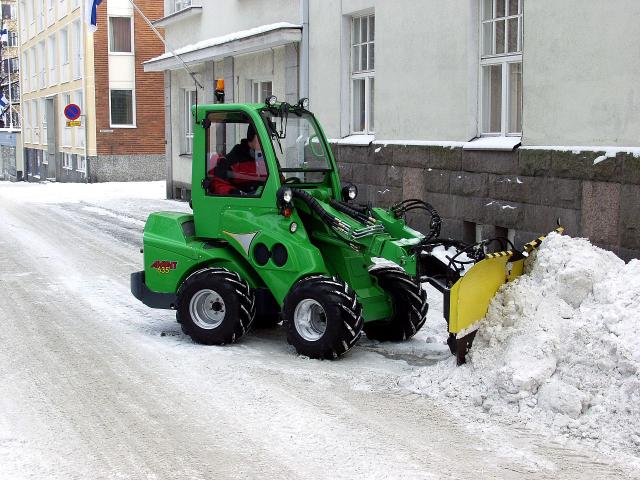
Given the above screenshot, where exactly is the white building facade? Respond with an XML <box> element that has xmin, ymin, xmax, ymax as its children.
<box><xmin>148</xmin><ymin>0</ymin><xmax>640</xmax><ymax>259</ymax></box>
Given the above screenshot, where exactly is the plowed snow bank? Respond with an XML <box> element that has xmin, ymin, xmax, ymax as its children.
<box><xmin>402</xmin><ymin>233</ymin><xmax>640</xmax><ymax>458</ymax></box>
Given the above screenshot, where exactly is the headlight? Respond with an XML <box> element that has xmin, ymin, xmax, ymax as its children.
<box><xmin>277</xmin><ymin>187</ymin><xmax>294</xmax><ymax>209</ymax></box>
<box><xmin>342</xmin><ymin>184</ymin><xmax>358</xmax><ymax>201</ymax></box>
<box><xmin>266</xmin><ymin>95</ymin><xmax>278</xmax><ymax>107</ymax></box>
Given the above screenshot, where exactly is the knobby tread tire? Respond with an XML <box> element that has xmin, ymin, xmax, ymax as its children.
<box><xmin>364</xmin><ymin>267</ymin><xmax>428</xmax><ymax>342</ymax></box>
<box><xmin>284</xmin><ymin>275</ymin><xmax>363</xmax><ymax>359</ymax></box>
<box><xmin>177</xmin><ymin>267</ymin><xmax>255</xmax><ymax>345</ymax></box>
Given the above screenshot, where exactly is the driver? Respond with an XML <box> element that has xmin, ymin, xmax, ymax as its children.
<box><xmin>210</xmin><ymin>124</ymin><xmax>267</xmax><ymax>195</ymax></box>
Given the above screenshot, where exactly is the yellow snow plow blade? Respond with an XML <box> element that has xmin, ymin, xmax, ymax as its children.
<box><xmin>448</xmin><ymin>227</ymin><xmax>563</xmax><ymax>364</ymax></box>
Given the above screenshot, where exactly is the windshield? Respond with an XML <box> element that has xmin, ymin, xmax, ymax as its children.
<box><xmin>261</xmin><ymin>110</ymin><xmax>332</xmax><ymax>182</ymax></box>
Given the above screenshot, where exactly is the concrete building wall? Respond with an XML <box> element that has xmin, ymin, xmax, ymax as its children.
<box><xmin>376</xmin><ymin>1</ymin><xmax>478</xmax><ymax>141</ymax></box>
<box><xmin>523</xmin><ymin>0</ymin><xmax>640</xmax><ymax>146</ymax></box>
<box><xmin>162</xmin><ymin>0</ymin><xmax>301</xmax><ymax>49</ymax></box>
<box><xmin>310</xmin><ymin>0</ymin><xmax>478</xmax><ymax>141</ymax></box>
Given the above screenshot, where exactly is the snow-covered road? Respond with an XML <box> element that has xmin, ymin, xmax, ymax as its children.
<box><xmin>0</xmin><ymin>181</ymin><xmax>633</xmax><ymax>479</ymax></box>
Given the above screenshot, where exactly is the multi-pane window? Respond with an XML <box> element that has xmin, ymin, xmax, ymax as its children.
<box><xmin>174</xmin><ymin>0</ymin><xmax>192</xmax><ymax>13</ymax></box>
<box><xmin>251</xmin><ymin>80</ymin><xmax>272</xmax><ymax>104</ymax></box>
<box><xmin>184</xmin><ymin>89</ymin><xmax>196</xmax><ymax>154</ymax></box>
<box><xmin>72</xmin><ymin>21</ymin><xmax>82</xmax><ymax>79</ymax></box>
<box><xmin>110</xmin><ymin>89</ymin><xmax>135</xmax><ymax>126</ymax></box>
<box><xmin>351</xmin><ymin>14</ymin><xmax>375</xmax><ymax>134</ymax></box>
<box><xmin>30</xmin><ymin>48</ymin><xmax>37</xmax><ymax>90</ymax></box>
<box><xmin>480</xmin><ymin>0</ymin><xmax>522</xmax><ymax>136</ymax></box>
<box><xmin>109</xmin><ymin>17</ymin><xmax>133</xmax><ymax>53</ymax></box>
<box><xmin>60</xmin><ymin>27</ymin><xmax>69</xmax><ymax>82</ymax></box>
<box><xmin>48</xmin><ymin>35</ymin><xmax>57</xmax><ymax>84</ymax></box>
<box><xmin>62</xmin><ymin>153</ymin><xmax>73</xmax><ymax>169</ymax></box>
<box><xmin>32</xmin><ymin>100</ymin><xmax>39</xmax><ymax>143</ymax></box>
<box><xmin>40</xmin><ymin>98</ymin><xmax>47</xmax><ymax>145</ymax></box>
<box><xmin>37</xmin><ymin>41</ymin><xmax>46</xmax><ymax>88</ymax></box>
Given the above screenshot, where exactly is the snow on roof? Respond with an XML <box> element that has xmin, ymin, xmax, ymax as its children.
<box><xmin>146</xmin><ymin>22</ymin><xmax>302</xmax><ymax>64</ymax></box>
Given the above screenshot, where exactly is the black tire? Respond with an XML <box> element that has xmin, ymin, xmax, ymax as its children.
<box><xmin>283</xmin><ymin>275</ymin><xmax>363</xmax><ymax>359</ymax></box>
<box><xmin>177</xmin><ymin>267</ymin><xmax>255</xmax><ymax>345</ymax></box>
<box><xmin>363</xmin><ymin>267</ymin><xmax>428</xmax><ymax>341</ymax></box>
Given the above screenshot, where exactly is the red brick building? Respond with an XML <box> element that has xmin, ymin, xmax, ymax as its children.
<box><xmin>20</xmin><ymin>0</ymin><xmax>165</xmax><ymax>182</ymax></box>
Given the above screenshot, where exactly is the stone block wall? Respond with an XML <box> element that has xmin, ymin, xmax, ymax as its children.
<box><xmin>333</xmin><ymin>144</ymin><xmax>640</xmax><ymax>261</ymax></box>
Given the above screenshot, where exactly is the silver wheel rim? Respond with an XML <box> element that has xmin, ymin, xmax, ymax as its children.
<box><xmin>294</xmin><ymin>299</ymin><xmax>327</xmax><ymax>342</ymax></box>
<box><xmin>190</xmin><ymin>289</ymin><xmax>226</xmax><ymax>330</ymax></box>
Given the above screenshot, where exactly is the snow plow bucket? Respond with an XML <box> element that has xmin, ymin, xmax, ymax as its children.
<box><xmin>447</xmin><ymin>227</ymin><xmax>564</xmax><ymax>365</ymax></box>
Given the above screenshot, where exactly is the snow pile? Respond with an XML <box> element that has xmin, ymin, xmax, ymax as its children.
<box><xmin>402</xmin><ymin>233</ymin><xmax>640</xmax><ymax>456</ymax></box>
<box><xmin>0</xmin><ymin>181</ymin><xmax>167</xmax><ymax>204</ymax></box>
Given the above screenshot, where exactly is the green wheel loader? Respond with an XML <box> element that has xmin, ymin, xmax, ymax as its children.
<box><xmin>131</xmin><ymin>97</ymin><xmax>560</xmax><ymax>363</ymax></box>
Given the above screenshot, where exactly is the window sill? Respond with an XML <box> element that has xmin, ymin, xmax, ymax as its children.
<box><xmin>463</xmin><ymin>136</ymin><xmax>521</xmax><ymax>151</ymax></box>
<box><xmin>329</xmin><ymin>134</ymin><xmax>375</xmax><ymax>146</ymax></box>
<box><xmin>110</xmin><ymin>124</ymin><xmax>137</xmax><ymax>129</ymax></box>
<box><xmin>108</xmin><ymin>51</ymin><xmax>134</xmax><ymax>56</ymax></box>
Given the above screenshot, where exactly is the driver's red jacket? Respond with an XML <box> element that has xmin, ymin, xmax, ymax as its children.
<box><xmin>208</xmin><ymin>139</ymin><xmax>267</xmax><ymax>195</ymax></box>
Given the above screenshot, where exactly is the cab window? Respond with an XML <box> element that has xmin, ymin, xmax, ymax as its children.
<box><xmin>205</xmin><ymin>112</ymin><xmax>268</xmax><ymax>197</ymax></box>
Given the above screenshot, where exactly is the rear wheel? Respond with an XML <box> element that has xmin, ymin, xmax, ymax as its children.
<box><xmin>177</xmin><ymin>268</ymin><xmax>255</xmax><ymax>345</ymax></box>
<box><xmin>363</xmin><ymin>267</ymin><xmax>428</xmax><ymax>341</ymax></box>
<box><xmin>284</xmin><ymin>275</ymin><xmax>363</xmax><ymax>359</ymax></box>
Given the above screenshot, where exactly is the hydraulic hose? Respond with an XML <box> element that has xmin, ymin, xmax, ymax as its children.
<box><xmin>292</xmin><ymin>189</ymin><xmax>351</xmax><ymax>234</ymax></box>
<box><xmin>328</xmin><ymin>199</ymin><xmax>374</xmax><ymax>225</ymax></box>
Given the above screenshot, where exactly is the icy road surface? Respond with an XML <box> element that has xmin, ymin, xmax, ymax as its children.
<box><xmin>0</xmin><ymin>181</ymin><xmax>633</xmax><ymax>479</ymax></box>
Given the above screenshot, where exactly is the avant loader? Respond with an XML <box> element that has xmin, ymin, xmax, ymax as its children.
<box><xmin>131</xmin><ymin>98</ymin><xmax>559</xmax><ymax>364</ymax></box>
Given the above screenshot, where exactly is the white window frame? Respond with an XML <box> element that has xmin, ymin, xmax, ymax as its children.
<box><xmin>60</xmin><ymin>26</ymin><xmax>70</xmax><ymax>83</ymax></box>
<box><xmin>58</xmin><ymin>0</ymin><xmax>67</xmax><ymax>20</ymax></box>
<box><xmin>40</xmin><ymin>97</ymin><xmax>47</xmax><ymax>145</ymax></box>
<box><xmin>479</xmin><ymin>0</ymin><xmax>523</xmax><ymax>137</ymax></box>
<box><xmin>48</xmin><ymin>34</ymin><xmax>57</xmax><ymax>85</ymax></box>
<box><xmin>108</xmin><ymin>15</ymin><xmax>134</xmax><ymax>55</ymax></box>
<box><xmin>350</xmin><ymin>13</ymin><xmax>375</xmax><ymax>135</ymax></box>
<box><xmin>251</xmin><ymin>80</ymin><xmax>272</xmax><ymax>104</ymax></box>
<box><xmin>32</xmin><ymin>99</ymin><xmax>40</xmax><ymax>143</ymax></box>
<box><xmin>71</xmin><ymin>20</ymin><xmax>82</xmax><ymax>80</ymax></box>
<box><xmin>37</xmin><ymin>41</ymin><xmax>46</xmax><ymax>88</ymax></box>
<box><xmin>183</xmin><ymin>89</ymin><xmax>196</xmax><ymax>154</ymax></box>
<box><xmin>173</xmin><ymin>0</ymin><xmax>192</xmax><ymax>14</ymax></box>
<box><xmin>62</xmin><ymin>152</ymin><xmax>73</xmax><ymax>170</ymax></box>
<box><xmin>30</xmin><ymin>48</ymin><xmax>37</xmax><ymax>91</ymax></box>
<box><xmin>109</xmin><ymin>89</ymin><xmax>137</xmax><ymax>128</ymax></box>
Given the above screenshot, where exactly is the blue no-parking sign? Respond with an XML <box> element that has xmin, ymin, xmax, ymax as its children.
<box><xmin>64</xmin><ymin>104</ymin><xmax>81</xmax><ymax>121</ymax></box>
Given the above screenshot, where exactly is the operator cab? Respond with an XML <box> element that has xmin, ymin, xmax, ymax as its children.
<box><xmin>260</xmin><ymin>97</ymin><xmax>334</xmax><ymax>187</ymax></box>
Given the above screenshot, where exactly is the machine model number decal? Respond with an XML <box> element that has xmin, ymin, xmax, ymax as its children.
<box><xmin>151</xmin><ymin>261</ymin><xmax>178</xmax><ymax>274</ymax></box>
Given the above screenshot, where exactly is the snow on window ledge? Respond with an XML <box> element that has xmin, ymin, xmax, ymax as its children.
<box><xmin>328</xmin><ymin>134</ymin><xmax>375</xmax><ymax>146</ymax></box>
<box><xmin>463</xmin><ymin>136</ymin><xmax>522</xmax><ymax>151</ymax></box>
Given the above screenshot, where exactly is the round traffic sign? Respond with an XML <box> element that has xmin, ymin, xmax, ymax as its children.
<box><xmin>64</xmin><ymin>104</ymin><xmax>81</xmax><ymax>121</ymax></box>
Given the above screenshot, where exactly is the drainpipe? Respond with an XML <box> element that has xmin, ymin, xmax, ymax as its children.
<box><xmin>299</xmin><ymin>0</ymin><xmax>309</xmax><ymax>100</ymax></box>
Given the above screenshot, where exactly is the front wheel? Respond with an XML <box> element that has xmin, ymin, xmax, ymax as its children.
<box><xmin>177</xmin><ymin>268</ymin><xmax>255</xmax><ymax>345</ymax></box>
<box><xmin>283</xmin><ymin>275</ymin><xmax>363</xmax><ymax>359</ymax></box>
<box><xmin>363</xmin><ymin>267</ymin><xmax>428</xmax><ymax>341</ymax></box>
